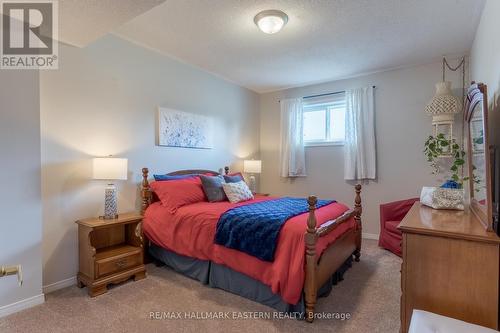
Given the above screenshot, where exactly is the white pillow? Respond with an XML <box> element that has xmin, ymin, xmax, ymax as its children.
<box><xmin>222</xmin><ymin>181</ymin><xmax>254</xmax><ymax>203</ymax></box>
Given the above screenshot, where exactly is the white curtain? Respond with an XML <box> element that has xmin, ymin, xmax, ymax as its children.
<box><xmin>344</xmin><ymin>86</ymin><xmax>376</xmax><ymax>180</ymax></box>
<box><xmin>280</xmin><ymin>98</ymin><xmax>306</xmax><ymax>177</ymax></box>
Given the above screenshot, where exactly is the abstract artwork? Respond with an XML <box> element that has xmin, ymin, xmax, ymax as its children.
<box><xmin>158</xmin><ymin>107</ymin><xmax>213</xmax><ymax>149</ymax></box>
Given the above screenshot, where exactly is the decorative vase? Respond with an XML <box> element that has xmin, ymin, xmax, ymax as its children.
<box><xmin>441</xmin><ymin>180</ymin><xmax>461</xmax><ymax>189</ymax></box>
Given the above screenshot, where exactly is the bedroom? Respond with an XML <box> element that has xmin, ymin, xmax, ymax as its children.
<box><xmin>0</xmin><ymin>0</ymin><xmax>499</xmax><ymax>332</ymax></box>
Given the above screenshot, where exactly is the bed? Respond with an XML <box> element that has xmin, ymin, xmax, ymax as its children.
<box><xmin>140</xmin><ymin>167</ymin><xmax>362</xmax><ymax>323</ymax></box>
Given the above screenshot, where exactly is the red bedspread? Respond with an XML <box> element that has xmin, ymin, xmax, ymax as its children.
<box><xmin>143</xmin><ymin>196</ymin><xmax>356</xmax><ymax>305</ymax></box>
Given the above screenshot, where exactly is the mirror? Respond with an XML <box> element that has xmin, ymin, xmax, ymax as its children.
<box><xmin>470</xmin><ymin>105</ymin><xmax>486</xmax><ymax>202</ymax></box>
<box><xmin>465</xmin><ymin>83</ymin><xmax>493</xmax><ymax>230</ymax></box>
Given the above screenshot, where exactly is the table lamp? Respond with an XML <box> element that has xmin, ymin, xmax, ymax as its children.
<box><xmin>93</xmin><ymin>157</ymin><xmax>128</xmax><ymax>219</ymax></box>
<box><xmin>243</xmin><ymin>159</ymin><xmax>262</xmax><ymax>194</ymax></box>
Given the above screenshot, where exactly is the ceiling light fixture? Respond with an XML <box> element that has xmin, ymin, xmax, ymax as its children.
<box><xmin>254</xmin><ymin>10</ymin><xmax>288</xmax><ymax>34</ymax></box>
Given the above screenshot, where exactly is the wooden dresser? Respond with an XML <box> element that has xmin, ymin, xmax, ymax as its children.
<box><xmin>399</xmin><ymin>202</ymin><xmax>500</xmax><ymax>332</ymax></box>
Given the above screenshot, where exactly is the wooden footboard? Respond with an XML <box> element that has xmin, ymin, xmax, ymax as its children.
<box><xmin>304</xmin><ymin>185</ymin><xmax>362</xmax><ymax>323</ymax></box>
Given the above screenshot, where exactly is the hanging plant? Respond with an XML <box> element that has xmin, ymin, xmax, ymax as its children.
<box><xmin>423</xmin><ymin>133</ymin><xmax>468</xmax><ymax>187</ymax></box>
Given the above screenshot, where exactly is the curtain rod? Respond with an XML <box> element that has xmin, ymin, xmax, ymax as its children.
<box><xmin>279</xmin><ymin>85</ymin><xmax>376</xmax><ymax>102</ymax></box>
<box><xmin>303</xmin><ymin>85</ymin><xmax>376</xmax><ymax>99</ymax></box>
<box><xmin>303</xmin><ymin>91</ymin><xmax>344</xmax><ymax>99</ymax></box>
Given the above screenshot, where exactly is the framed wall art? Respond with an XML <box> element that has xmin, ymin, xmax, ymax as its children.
<box><xmin>158</xmin><ymin>107</ymin><xmax>213</xmax><ymax>149</ymax></box>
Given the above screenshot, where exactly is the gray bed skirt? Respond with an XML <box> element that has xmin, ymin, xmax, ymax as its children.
<box><xmin>149</xmin><ymin>243</ymin><xmax>353</xmax><ymax>314</ymax></box>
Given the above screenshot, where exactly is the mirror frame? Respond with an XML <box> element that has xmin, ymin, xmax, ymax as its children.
<box><xmin>465</xmin><ymin>82</ymin><xmax>493</xmax><ymax>230</ymax></box>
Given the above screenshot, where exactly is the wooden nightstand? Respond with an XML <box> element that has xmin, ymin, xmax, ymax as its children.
<box><xmin>76</xmin><ymin>213</ymin><xmax>146</xmax><ymax>297</ymax></box>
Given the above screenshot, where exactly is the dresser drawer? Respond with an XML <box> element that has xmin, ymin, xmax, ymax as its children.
<box><xmin>95</xmin><ymin>247</ymin><xmax>142</xmax><ymax>278</ymax></box>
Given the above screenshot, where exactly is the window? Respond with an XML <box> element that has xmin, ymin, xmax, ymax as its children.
<box><xmin>302</xmin><ymin>93</ymin><xmax>346</xmax><ymax>146</ymax></box>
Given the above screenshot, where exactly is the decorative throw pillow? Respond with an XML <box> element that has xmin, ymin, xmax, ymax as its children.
<box><xmin>150</xmin><ymin>177</ymin><xmax>206</xmax><ymax>213</ymax></box>
<box><xmin>200</xmin><ymin>175</ymin><xmax>227</xmax><ymax>202</ymax></box>
<box><xmin>154</xmin><ymin>174</ymin><xmax>198</xmax><ymax>181</ymax></box>
<box><xmin>223</xmin><ymin>172</ymin><xmax>244</xmax><ymax>183</ymax></box>
<box><xmin>222</xmin><ymin>181</ymin><xmax>254</xmax><ymax>203</ymax></box>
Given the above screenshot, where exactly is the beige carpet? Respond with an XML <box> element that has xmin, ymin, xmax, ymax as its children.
<box><xmin>0</xmin><ymin>240</ymin><xmax>401</xmax><ymax>333</ymax></box>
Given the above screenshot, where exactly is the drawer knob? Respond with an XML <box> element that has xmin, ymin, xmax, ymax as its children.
<box><xmin>116</xmin><ymin>259</ymin><xmax>127</xmax><ymax>268</ymax></box>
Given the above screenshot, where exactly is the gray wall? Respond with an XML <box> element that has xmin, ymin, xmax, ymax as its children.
<box><xmin>40</xmin><ymin>35</ymin><xmax>260</xmax><ymax>288</ymax></box>
<box><xmin>0</xmin><ymin>70</ymin><xmax>43</xmax><ymax>311</ymax></box>
<box><xmin>259</xmin><ymin>61</ymin><xmax>463</xmax><ymax>236</ymax></box>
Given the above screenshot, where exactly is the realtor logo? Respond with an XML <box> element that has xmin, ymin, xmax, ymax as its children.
<box><xmin>1</xmin><ymin>0</ymin><xmax>58</xmax><ymax>69</ymax></box>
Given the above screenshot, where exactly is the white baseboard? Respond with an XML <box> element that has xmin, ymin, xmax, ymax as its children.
<box><xmin>0</xmin><ymin>294</ymin><xmax>45</xmax><ymax>318</ymax></box>
<box><xmin>43</xmin><ymin>276</ymin><xmax>76</xmax><ymax>294</ymax></box>
<box><xmin>362</xmin><ymin>232</ymin><xmax>379</xmax><ymax>240</ymax></box>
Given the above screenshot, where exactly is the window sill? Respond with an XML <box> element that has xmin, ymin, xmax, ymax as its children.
<box><xmin>305</xmin><ymin>141</ymin><xmax>344</xmax><ymax>147</ymax></box>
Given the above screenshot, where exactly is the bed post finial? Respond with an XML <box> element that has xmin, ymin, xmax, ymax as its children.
<box><xmin>354</xmin><ymin>184</ymin><xmax>362</xmax><ymax>262</ymax></box>
<box><xmin>141</xmin><ymin>168</ymin><xmax>150</xmax><ymax>215</ymax></box>
<box><xmin>224</xmin><ymin>166</ymin><xmax>229</xmax><ymax>175</ymax></box>
<box><xmin>354</xmin><ymin>184</ymin><xmax>362</xmax><ymax>216</ymax></box>
<box><xmin>304</xmin><ymin>195</ymin><xmax>318</xmax><ymax>322</ymax></box>
<box><xmin>307</xmin><ymin>196</ymin><xmax>318</xmax><ymax>233</ymax></box>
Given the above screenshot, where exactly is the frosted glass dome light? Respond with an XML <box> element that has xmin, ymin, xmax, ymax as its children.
<box><xmin>254</xmin><ymin>10</ymin><xmax>288</xmax><ymax>34</ymax></box>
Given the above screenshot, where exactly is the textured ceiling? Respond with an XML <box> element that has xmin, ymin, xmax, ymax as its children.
<box><xmin>113</xmin><ymin>0</ymin><xmax>485</xmax><ymax>93</ymax></box>
<box><xmin>59</xmin><ymin>0</ymin><xmax>166</xmax><ymax>47</ymax></box>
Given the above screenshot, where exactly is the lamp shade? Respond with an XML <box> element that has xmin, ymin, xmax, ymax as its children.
<box><xmin>244</xmin><ymin>160</ymin><xmax>262</xmax><ymax>174</ymax></box>
<box><xmin>92</xmin><ymin>158</ymin><xmax>128</xmax><ymax>180</ymax></box>
<box><xmin>425</xmin><ymin>81</ymin><xmax>461</xmax><ymax>122</ymax></box>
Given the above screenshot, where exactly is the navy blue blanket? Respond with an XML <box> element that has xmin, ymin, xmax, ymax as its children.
<box><xmin>214</xmin><ymin>197</ymin><xmax>335</xmax><ymax>262</ymax></box>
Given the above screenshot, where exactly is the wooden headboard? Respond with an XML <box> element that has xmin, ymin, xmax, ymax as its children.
<box><xmin>167</xmin><ymin>168</ymin><xmax>228</xmax><ymax>176</ymax></box>
<box><xmin>141</xmin><ymin>166</ymin><xmax>230</xmax><ymax>214</ymax></box>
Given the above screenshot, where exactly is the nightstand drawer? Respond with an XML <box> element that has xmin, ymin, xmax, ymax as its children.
<box><xmin>95</xmin><ymin>246</ymin><xmax>142</xmax><ymax>278</ymax></box>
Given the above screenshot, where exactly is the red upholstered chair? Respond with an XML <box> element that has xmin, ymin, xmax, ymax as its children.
<box><xmin>379</xmin><ymin>198</ymin><xmax>419</xmax><ymax>256</ymax></box>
